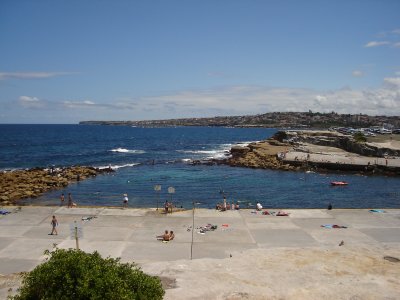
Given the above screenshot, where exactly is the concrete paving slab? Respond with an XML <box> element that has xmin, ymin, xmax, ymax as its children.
<box><xmin>292</xmin><ymin>218</ymin><xmax>348</xmax><ymax>230</ymax></box>
<box><xmin>245</xmin><ymin>220</ymin><xmax>300</xmax><ymax>230</ymax></box>
<box><xmin>193</xmin><ymin>226</ymin><xmax>254</xmax><ymax>244</ymax></box>
<box><xmin>284</xmin><ymin>209</ymin><xmax>334</xmax><ymax>219</ymax></box>
<box><xmin>0</xmin><ymin>238</ymin><xmax>14</xmax><ymax>252</ymax></box>
<box><xmin>0</xmin><ymin>258</ymin><xmax>40</xmax><ymax>274</ymax></box>
<box><xmin>0</xmin><ymin>211</ymin><xmax>49</xmax><ymax>226</ymax></box>
<box><xmin>251</xmin><ymin>229</ymin><xmax>317</xmax><ymax>247</ymax></box>
<box><xmin>128</xmin><ymin>220</ymin><xmax>193</xmax><ymax>243</ymax></box>
<box><xmin>22</xmin><ymin>224</ymin><xmax>71</xmax><ymax>239</ymax></box>
<box><xmin>170</xmin><ymin>209</ymin><xmax>241</xmax><ymax>218</ymax></box>
<box><xmin>0</xmin><ymin>239</ymin><xmax>61</xmax><ymax>260</ymax></box>
<box><xmin>82</xmin><ymin>215</ymin><xmax>145</xmax><ymax>228</ymax></box>
<box><xmin>99</xmin><ymin>208</ymin><xmax>150</xmax><ymax>217</ymax></box>
<box><xmin>121</xmin><ymin>241</ymin><xmax>191</xmax><ymax>263</ymax></box>
<box><xmin>57</xmin><ymin>240</ymin><xmax>125</xmax><ymax>258</ymax></box>
<box><xmin>191</xmin><ymin>242</ymin><xmax>256</xmax><ymax>259</ymax></box>
<box><xmin>54</xmin><ymin>207</ymin><xmax>104</xmax><ymax>215</ymax></box>
<box><xmin>0</xmin><ymin>226</ymin><xmax>31</xmax><ymax>237</ymax></box>
<box><xmin>127</xmin><ymin>223</ymin><xmax>191</xmax><ymax>243</ymax></box>
<box><xmin>359</xmin><ymin>228</ymin><xmax>400</xmax><ymax>243</ymax></box>
<box><xmin>307</xmin><ymin>229</ymin><xmax>378</xmax><ymax>246</ymax></box>
<box><xmin>333</xmin><ymin>213</ymin><xmax>400</xmax><ymax>228</ymax></box>
<box><xmin>44</xmin><ymin>214</ymin><xmax>91</xmax><ymax>224</ymax></box>
<box><xmin>1</xmin><ymin>206</ymin><xmax>400</xmax><ymax>285</ymax></box>
<box><xmin>192</xmin><ymin>216</ymin><xmax>246</xmax><ymax>227</ymax></box>
<box><xmin>239</xmin><ymin>210</ymin><xmax>271</xmax><ymax>218</ymax></box>
<box><xmin>80</xmin><ymin>226</ymin><xmax>133</xmax><ymax>241</ymax></box>
<box><xmin>13</xmin><ymin>206</ymin><xmax>58</xmax><ymax>215</ymax></box>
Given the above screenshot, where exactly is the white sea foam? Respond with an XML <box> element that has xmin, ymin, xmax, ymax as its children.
<box><xmin>98</xmin><ymin>163</ymin><xmax>140</xmax><ymax>170</ymax></box>
<box><xmin>234</xmin><ymin>140</ymin><xmax>260</xmax><ymax>147</ymax></box>
<box><xmin>177</xmin><ymin>144</ymin><xmax>232</xmax><ymax>161</ymax></box>
<box><xmin>177</xmin><ymin>150</ymin><xmax>220</xmax><ymax>154</ymax></box>
<box><xmin>110</xmin><ymin>148</ymin><xmax>146</xmax><ymax>154</ymax></box>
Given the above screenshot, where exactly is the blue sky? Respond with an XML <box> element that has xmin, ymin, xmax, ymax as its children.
<box><xmin>1</xmin><ymin>0</ymin><xmax>399</xmax><ymax>123</ymax></box>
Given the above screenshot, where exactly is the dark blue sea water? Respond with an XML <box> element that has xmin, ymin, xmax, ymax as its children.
<box><xmin>1</xmin><ymin>124</ymin><xmax>399</xmax><ymax>208</ymax></box>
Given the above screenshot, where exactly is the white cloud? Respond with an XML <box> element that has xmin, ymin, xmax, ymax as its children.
<box><xmin>0</xmin><ymin>72</ymin><xmax>74</xmax><ymax>80</ymax></box>
<box><xmin>63</xmin><ymin>100</ymin><xmax>100</xmax><ymax>109</ymax></box>
<box><xmin>352</xmin><ymin>70</ymin><xmax>364</xmax><ymax>77</ymax></box>
<box><xmin>384</xmin><ymin>77</ymin><xmax>400</xmax><ymax>88</ymax></box>
<box><xmin>393</xmin><ymin>42</ymin><xmax>400</xmax><ymax>48</ymax></box>
<box><xmin>18</xmin><ymin>96</ymin><xmax>44</xmax><ymax>108</ymax></box>
<box><xmin>392</xmin><ymin>29</ymin><xmax>400</xmax><ymax>35</ymax></box>
<box><xmin>83</xmin><ymin>100</ymin><xmax>95</xmax><ymax>105</ymax></box>
<box><xmin>364</xmin><ymin>41</ymin><xmax>390</xmax><ymax>48</ymax></box>
<box><xmin>125</xmin><ymin>79</ymin><xmax>399</xmax><ymax>117</ymax></box>
<box><xmin>15</xmin><ymin>77</ymin><xmax>400</xmax><ymax>120</ymax></box>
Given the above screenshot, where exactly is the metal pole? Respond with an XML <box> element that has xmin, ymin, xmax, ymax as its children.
<box><xmin>157</xmin><ymin>190</ymin><xmax>159</xmax><ymax>211</ymax></box>
<box><xmin>74</xmin><ymin>221</ymin><xmax>79</xmax><ymax>250</ymax></box>
<box><xmin>190</xmin><ymin>201</ymin><xmax>195</xmax><ymax>260</ymax></box>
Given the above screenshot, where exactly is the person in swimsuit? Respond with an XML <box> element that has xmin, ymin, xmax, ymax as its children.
<box><xmin>50</xmin><ymin>215</ymin><xmax>58</xmax><ymax>235</ymax></box>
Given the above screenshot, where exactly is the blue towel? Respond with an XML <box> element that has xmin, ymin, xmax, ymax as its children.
<box><xmin>0</xmin><ymin>210</ymin><xmax>11</xmax><ymax>215</ymax></box>
<box><xmin>369</xmin><ymin>209</ymin><xmax>385</xmax><ymax>213</ymax></box>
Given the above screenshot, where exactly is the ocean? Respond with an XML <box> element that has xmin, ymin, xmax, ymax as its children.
<box><xmin>1</xmin><ymin>124</ymin><xmax>399</xmax><ymax>208</ymax></box>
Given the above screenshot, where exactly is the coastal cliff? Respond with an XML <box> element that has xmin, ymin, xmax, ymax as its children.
<box><xmin>0</xmin><ymin>166</ymin><xmax>113</xmax><ymax>205</ymax></box>
<box><xmin>79</xmin><ymin>111</ymin><xmax>400</xmax><ymax>128</ymax></box>
<box><xmin>224</xmin><ymin>131</ymin><xmax>400</xmax><ymax>176</ymax></box>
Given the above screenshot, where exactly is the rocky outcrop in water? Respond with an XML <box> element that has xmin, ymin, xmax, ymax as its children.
<box><xmin>226</xmin><ymin>140</ymin><xmax>298</xmax><ymax>171</ymax></box>
<box><xmin>276</xmin><ymin>131</ymin><xmax>399</xmax><ymax>157</ymax></box>
<box><xmin>223</xmin><ymin>130</ymin><xmax>400</xmax><ymax>176</ymax></box>
<box><xmin>0</xmin><ymin>166</ymin><xmax>113</xmax><ymax>205</ymax></box>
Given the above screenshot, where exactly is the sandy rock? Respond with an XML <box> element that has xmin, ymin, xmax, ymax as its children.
<box><xmin>0</xmin><ymin>166</ymin><xmax>113</xmax><ymax>205</ymax></box>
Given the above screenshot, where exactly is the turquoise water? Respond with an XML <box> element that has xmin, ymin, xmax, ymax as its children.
<box><xmin>1</xmin><ymin>125</ymin><xmax>399</xmax><ymax>208</ymax></box>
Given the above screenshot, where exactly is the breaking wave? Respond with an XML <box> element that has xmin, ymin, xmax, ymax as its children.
<box><xmin>110</xmin><ymin>148</ymin><xmax>146</xmax><ymax>154</ymax></box>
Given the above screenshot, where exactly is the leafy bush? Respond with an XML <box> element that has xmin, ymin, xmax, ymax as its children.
<box><xmin>353</xmin><ymin>132</ymin><xmax>367</xmax><ymax>143</ymax></box>
<box><xmin>10</xmin><ymin>248</ymin><xmax>164</xmax><ymax>300</ymax></box>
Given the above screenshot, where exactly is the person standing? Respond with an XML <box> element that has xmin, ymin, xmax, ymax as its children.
<box><xmin>50</xmin><ymin>215</ymin><xmax>58</xmax><ymax>235</ymax></box>
<box><xmin>60</xmin><ymin>193</ymin><xmax>65</xmax><ymax>206</ymax></box>
<box><xmin>123</xmin><ymin>193</ymin><xmax>129</xmax><ymax>208</ymax></box>
<box><xmin>68</xmin><ymin>193</ymin><xmax>73</xmax><ymax>208</ymax></box>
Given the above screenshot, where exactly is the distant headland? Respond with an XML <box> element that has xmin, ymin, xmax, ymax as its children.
<box><xmin>79</xmin><ymin>111</ymin><xmax>400</xmax><ymax>128</ymax></box>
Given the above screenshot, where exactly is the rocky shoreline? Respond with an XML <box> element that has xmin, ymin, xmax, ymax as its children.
<box><xmin>222</xmin><ymin>130</ymin><xmax>400</xmax><ymax>176</ymax></box>
<box><xmin>0</xmin><ymin>166</ymin><xmax>113</xmax><ymax>205</ymax></box>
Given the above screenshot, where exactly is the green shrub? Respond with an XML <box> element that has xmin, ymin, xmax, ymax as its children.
<box><xmin>353</xmin><ymin>132</ymin><xmax>367</xmax><ymax>143</ymax></box>
<box><xmin>10</xmin><ymin>248</ymin><xmax>164</xmax><ymax>300</ymax></box>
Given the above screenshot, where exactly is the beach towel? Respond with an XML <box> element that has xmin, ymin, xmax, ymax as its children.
<box><xmin>82</xmin><ymin>216</ymin><xmax>97</xmax><ymax>221</ymax></box>
<box><xmin>321</xmin><ymin>224</ymin><xmax>348</xmax><ymax>229</ymax></box>
<box><xmin>0</xmin><ymin>210</ymin><xmax>11</xmax><ymax>215</ymax></box>
<box><xmin>276</xmin><ymin>212</ymin><xmax>289</xmax><ymax>216</ymax></box>
<box><xmin>262</xmin><ymin>211</ymin><xmax>270</xmax><ymax>215</ymax></box>
<box><xmin>369</xmin><ymin>209</ymin><xmax>386</xmax><ymax>213</ymax></box>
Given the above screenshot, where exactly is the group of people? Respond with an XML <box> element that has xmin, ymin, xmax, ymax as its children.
<box><xmin>157</xmin><ymin>230</ymin><xmax>175</xmax><ymax>241</ymax></box>
<box><xmin>60</xmin><ymin>193</ymin><xmax>77</xmax><ymax>208</ymax></box>
<box><xmin>216</xmin><ymin>202</ymin><xmax>240</xmax><ymax>211</ymax></box>
<box><xmin>216</xmin><ymin>197</ymin><xmax>239</xmax><ymax>211</ymax></box>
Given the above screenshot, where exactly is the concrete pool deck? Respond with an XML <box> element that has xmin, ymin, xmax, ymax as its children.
<box><xmin>1</xmin><ymin>206</ymin><xmax>399</xmax><ymax>299</ymax></box>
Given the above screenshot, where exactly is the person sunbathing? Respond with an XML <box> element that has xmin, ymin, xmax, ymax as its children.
<box><xmin>157</xmin><ymin>230</ymin><xmax>171</xmax><ymax>241</ymax></box>
<box><xmin>276</xmin><ymin>211</ymin><xmax>289</xmax><ymax>216</ymax></box>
